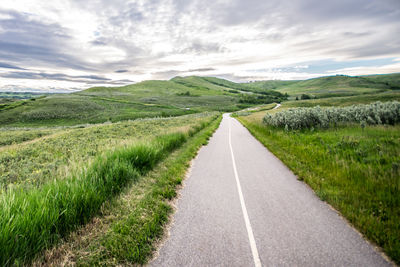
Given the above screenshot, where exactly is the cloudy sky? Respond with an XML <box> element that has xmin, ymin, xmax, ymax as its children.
<box><xmin>0</xmin><ymin>0</ymin><xmax>399</xmax><ymax>92</ymax></box>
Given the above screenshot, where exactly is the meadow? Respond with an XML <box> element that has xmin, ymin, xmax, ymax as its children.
<box><xmin>0</xmin><ymin>112</ymin><xmax>220</xmax><ymax>265</ymax></box>
<box><xmin>270</xmin><ymin>73</ymin><xmax>400</xmax><ymax>99</ymax></box>
<box><xmin>0</xmin><ymin>76</ymin><xmax>287</xmax><ymax>127</ymax></box>
<box><xmin>1</xmin><ymin>73</ymin><xmax>400</xmax><ymax>265</ymax></box>
<box><xmin>237</xmin><ymin>100</ymin><xmax>400</xmax><ymax>264</ymax></box>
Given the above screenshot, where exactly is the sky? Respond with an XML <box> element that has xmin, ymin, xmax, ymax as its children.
<box><xmin>0</xmin><ymin>0</ymin><xmax>399</xmax><ymax>92</ymax></box>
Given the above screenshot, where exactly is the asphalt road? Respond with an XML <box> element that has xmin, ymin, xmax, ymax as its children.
<box><xmin>150</xmin><ymin>114</ymin><xmax>390</xmax><ymax>266</ymax></box>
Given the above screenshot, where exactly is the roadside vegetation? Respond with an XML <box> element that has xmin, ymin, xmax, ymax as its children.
<box><xmin>0</xmin><ymin>112</ymin><xmax>220</xmax><ymax>266</ymax></box>
<box><xmin>0</xmin><ymin>113</ymin><xmax>215</xmax><ymax>188</ymax></box>
<box><xmin>263</xmin><ymin>101</ymin><xmax>400</xmax><ymax>130</ymax></box>
<box><xmin>237</xmin><ymin>100</ymin><xmax>400</xmax><ymax>264</ymax></box>
<box><xmin>2</xmin><ymin>73</ymin><xmax>400</xmax><ymax>265</ymax></box>
<box><xmin>58</xmin><ymin>115</ymin><xmax>222</xmax><ymax>266</ymax></box>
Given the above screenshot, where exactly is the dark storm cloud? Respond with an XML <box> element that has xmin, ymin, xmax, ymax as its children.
<box><xmin>115</xmin><ymin>69</ymin><xmax>129</xmax><ymax>73</ymax></box>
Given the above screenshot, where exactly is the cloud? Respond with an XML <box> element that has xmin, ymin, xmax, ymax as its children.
<box><xmin>187</xmin><ymin>68</ymin><xmax>216</xmax><ymax>72</ymax></box>
<box><xmin>0</xmin><ymin>0</ymin><xmax>399</xmax><ymax>91</ymax></box>
<box><xmin>0</xmin><ymin>9</ymin><xmax>95</xmax><ymax>71</ymax></box>
<box><xmin>0</xmin><ymin>61</ymin><xmax>25</xmax><ymax>70</ymax></box>
<box><xmin>0</xmin><ymin>70</ymin><xmax>115</xmax><ymax>84</ymax></box>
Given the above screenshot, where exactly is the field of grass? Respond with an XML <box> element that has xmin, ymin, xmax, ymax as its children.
<box><xmin>0</xmin><ymin>112</ymin><xmax>220</xmax><ymax>265</ymax></box>
<box><xmin>0</xmin><ymin>75</ymin><xmax>291</xmax><ymax>127</ymax></box>
<box><xmin>283</xmin><ymin>91</ymin><xmax>400</xmax><ymax>108</ymax></box>
<box><xmin>0</xmin><ymin>113</ymin><xmax>216</xmax><ymax>188</ymax></box>
<box><xmin>237</xmin><ymin>101</ymin><xmax>400</xmax><ymax>264</ymax></box>
<box><xmin>38</xmin><ymin>115</ymin><xmax>223</xmax><ymax>266</ymax></box>
<box><xmin>1</xmin><ymin>73</ymin><xmax>400</xmax><ymax>265</ymax></box>
<box><xmin>0</xmin><ymin>76</ymin><xmax>286</xmax><ymax>127</ymax></box>
<box><xmin>273</xmin><ymin>73</ymin><xmax>400</xmax><ymax>99</ymax></box>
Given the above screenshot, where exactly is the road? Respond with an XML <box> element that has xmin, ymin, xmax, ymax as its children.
<box><xmin>150</xmin><ymin>114</ymin><xmax>390</xmax><ymax>266</ymax></box>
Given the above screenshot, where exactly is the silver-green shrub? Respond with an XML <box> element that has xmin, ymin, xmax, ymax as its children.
<box><xmin>263</xmin><ymin>101</ymin><xmax>400</xmax><ymax>130</ymax></box>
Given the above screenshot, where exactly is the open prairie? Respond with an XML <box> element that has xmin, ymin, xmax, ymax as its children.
<box><xmin>1</xmin><ymin>72</ymin><xmax>400</xmax><ymax>265</ymax></box>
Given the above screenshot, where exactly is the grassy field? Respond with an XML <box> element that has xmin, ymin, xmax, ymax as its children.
<box><xmin>0</xmin><ymin>113</ymin><xmax>216</xmax><ymax>188</ymax></box>
<box><xmin>237</xmin><ymin>73</ymin><xmax>400</xmax><ymax>99</ymax></box>
<box><xmin>1</xmin><ymin>73</ymin><xmax>400</xmax><ymax>265</ymax></box>
<box><xmin>36</xmin><ymin>115</ymin><xmax>223</xmax><ymax>266</ymax></box>
<box><xmin>0</xmin><ymin>92</ymin><xmax>51</xmax><ymax>100</ymax></box>
<box><xmin>237</xmin><ymin>100</ymin><xmax>400</xmax><ymax>264</ymax></box>
<box><xmin>2</xmin><ymin>73</ymin><xmax>398</xmax><ymax>127</ymax></box>
<box><xmin>0</xmin><ymin>112</ymin><xmax>220</xmax><ymax>265</ymax></box>
<box><xmin>0</xmin><ymin>76</ymin><xmax>287</xmax><ymax>127</ymax></box>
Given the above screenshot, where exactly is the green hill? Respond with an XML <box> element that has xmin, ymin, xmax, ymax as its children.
<box><xmin>1</xmin><ymin>73</ymin><xmax>399</xmax><ymax>127</ymax></box>
<box><xmin>273</xmin><ymin>73</ymin><xmax>400</xmax><ymax>98</ymax></box>
<box><xmin>0</xmin><ymin>76</ymin><xmax>286</xmax><ymax>127</ymax></box>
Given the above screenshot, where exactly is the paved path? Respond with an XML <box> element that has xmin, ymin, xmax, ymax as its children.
<box><xmin>151</xmin><ymin>114</ymin><xmax>390</xmax><ymax>266</ymax></box>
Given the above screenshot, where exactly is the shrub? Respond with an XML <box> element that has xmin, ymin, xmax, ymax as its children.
<box><xmin>300</xmin><ymin>94</ymin><xmax>312</xmax><ymax>100</ymax></box>
<box><xmin>263</xmin><ymin>101</ymin><xmax>400</xmax><ymax>130</ymax></box>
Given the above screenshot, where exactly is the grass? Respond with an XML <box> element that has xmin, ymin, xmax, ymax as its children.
<box><xmin>1</xmin><ymin>73</ymin><xmax>399</xmax><ymax>265</ymax></box>
<box><xmin>1</xmin><ymin>74</ymin><xmax>399</xmax><ymax>127</ymax></box>
<box><xmin>0</xmin><ymin>76</ymin><xmax>288</xmax><ymax>127</ymax></box>
<box><xmin>0</xmin><ymin>92</ymin><xmax>51</xmax><ymax>99</ymax></box>
<box><xmin>0</xmin><ymin>78</ymin><xmax>237</xmax><ymax>127</ymax></box>
<box><xmin>237</xmin><ymin>107</ymin><xmax>400</xmax><ymax>264</ymax></box>
<box><xmin>232</xmin><ymin>103</ymin><xmax>277</xmax><ymax>117</ymax></box>
<box><xmin>0</xmin><ymin>128</ymin><xmax>59</xmax><ymax>147</ymax></box>
<box><xmin>274</xmin><ymin>73</ymin><xmax>400</xmax><ymax>98</ymax></box>
<box><xmin>0</xmin><ymin>113</ymin><xmax>220</xmax><ymax>266</ymax></box>
<box><xmin>283</xmin><ymin>91</ymin><xmax>400</xmax><ymax>108</ymax></box>
<box><xmin>0</xmin><ymin>113</ymin><xmax>215</xmax><ymax>188</ymax></box>
<box><xmin>73</xmin><ymin>115</ymin><xmax>222</xmax><ymax>265</ymax></box>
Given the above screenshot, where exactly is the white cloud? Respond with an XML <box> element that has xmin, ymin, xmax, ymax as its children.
<box><xmin>0</xmin><ymin>0</ymin><xmax>399</xmax><ymax>91</ymax></box>
<box><xmin>327</xmin><ymin>62</ymin><xmax>400</xmax><ymax>76</ymax></box>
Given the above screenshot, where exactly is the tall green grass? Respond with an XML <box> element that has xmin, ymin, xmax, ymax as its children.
<box><xmin>73</xmin><ymin>114</ymin><xmax>222</xmax><ymax>266</ymax></box>
<box><xmin>238</xmin><ymin>114</ymin><xmax>400</xmax><ymax>264</ymax></box>
<box><xmin>0</xmin><ymin>132</ymin><xmax>188</xmax><ymax>265</ymax></box>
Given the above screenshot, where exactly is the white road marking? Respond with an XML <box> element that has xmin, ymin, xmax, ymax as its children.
<box><xmin>228</xmin><ymin>117</ymin><xmax>262</xmax><ymax>267</ymax></box>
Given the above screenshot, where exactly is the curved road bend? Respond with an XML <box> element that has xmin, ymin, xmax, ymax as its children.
<box><xmin>150</xmin><ymin>114</ymin><xmax>390</xmax><ymax>266</ymax></box>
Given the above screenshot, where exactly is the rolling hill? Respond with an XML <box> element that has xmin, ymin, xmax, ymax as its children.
<box><xmin>0</xmin><ymin>76</ymin><xmax>286</xmax><ymax>127</ymax></box>
<box><xmin>263</xmin><ymin>73</ymin><xmax>400</xmax><ymax>98</ymax></box>
<box><xmin>1</xmin><ymin>73</ymin><xmax>400</xmax><ymax>127</ymax></box>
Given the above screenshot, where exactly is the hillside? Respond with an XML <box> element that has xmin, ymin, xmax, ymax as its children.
<box><xmin>273</xmin><ymin>73</ymin><xmax>400</xmax><ymax>98</ymax></box>
<box><xmin>0</xmin><ymin>76</ymin><xmax>286</xmax><ymax>127</ymax></box>
<box><xmin>1</xmin><ymin>73</ymin><xmax>399</xmax><ymax>127</ymax></box>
